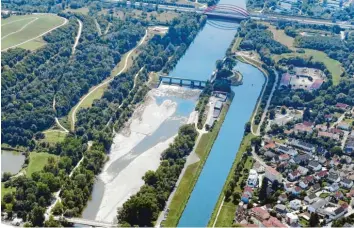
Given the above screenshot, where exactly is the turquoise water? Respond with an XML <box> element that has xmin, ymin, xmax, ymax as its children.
<box><xmin>176</xmin><ymin>0</ymin><xmax>268</xmax><ymax>226</ymax></box>
<box><xmin>178</xmin><ymin>62</ymin><xmax>265</xmax><ymax>227</ymax></box>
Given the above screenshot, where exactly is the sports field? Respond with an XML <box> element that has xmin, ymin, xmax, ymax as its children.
<box><xmin>1</xmin><ymin>14</ymin><xmax>67</xmax><ymax>51</ymax></box>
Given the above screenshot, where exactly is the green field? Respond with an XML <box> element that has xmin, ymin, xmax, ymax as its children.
<box><xmin>25</xmin><ymin>152</ymin><xmax>58</xmax><ymax>177</ymax></box>
<box><xmin>273</xmin><ymin>49</ymin><xmax>344</xmax><ymax>85</ymax></box>
<box><xmin>162</xmin><ymin>103</ymin><xmax>229</xmax><ymax>227</ymax></box>
<box><xmin>1</xmin><ymin>14</ymin><xmax>66</xmax><ymax>51</ymax></box>
<box><xmin>40</xmin><ymin>130</ymin><xmax>68</xmax><ymax>144</ymax></box>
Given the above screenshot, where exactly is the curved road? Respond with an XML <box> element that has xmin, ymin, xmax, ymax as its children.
<box><xmin>70</xmin><ymin>29</ymin><xmax>148</xmax><ymax>131</ymax></box>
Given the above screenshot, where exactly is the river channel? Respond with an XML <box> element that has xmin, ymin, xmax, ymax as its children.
<box><xmin>176</xmin><ymin>0</ymin><xmax>267</xmax><ymax>226</ymax></box>
<box><xmin>83</xmin><ymin>0</ymin><xmax>266</xmax><ymax>225</ymax></box>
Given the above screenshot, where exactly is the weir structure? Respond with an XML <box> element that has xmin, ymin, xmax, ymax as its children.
<box><xmin>159</xmin><ymin>75</ymin><xmax>207</xmax><ymax>88</ymax></box>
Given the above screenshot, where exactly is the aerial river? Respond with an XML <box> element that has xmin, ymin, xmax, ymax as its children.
<box><xmin>82</xmin><ymin>0</ymin><xmax>266</xmax><ymax>225</ymax></box>
<box><xmin>176</xmin><ymin>0</ymin><xmax>266</xmax><ymax>226</ymax></box>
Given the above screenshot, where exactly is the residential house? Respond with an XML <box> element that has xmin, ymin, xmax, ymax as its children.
<box><xmin>341</xmin><ymin>178</ymin><xmax>353</xmax><ymax>189</ymax></box>
<box><xmin>308</xmin><ymin>199</ymin><xmax>328</xmax><ymax>213</ymax></box>
<box><xmin>325</xmin><ymin>114</ymin><xmax>333</xmax><ymax>121</ymax></box>
<box><xmin>329</xmin><ymin>182</ymin><xmax>340</xmax><ymax>192</ymax></box>
<box><xmin>334</xmin><ymin>191</ymin><xmax>344</xmax><ymax>200</ymax></box>
<box><xmin>316</xmin><ymin>124</ymin><xmax>328</xmax><ymax>131</ymax></box>
<box><xmin>297</xmin><ymin>166</ymin><xmax>309</xmax><ymax>176</ymax></box>
<box><xmin>327</xmin><ymin>172</ymin><xmax>340</xmax><ymax>183</ymax></box>
<box><xmin>344</xmin><ymin>136</ymin><xmax>354</xmax><ymax>154</ymax></box>
<box><xmin>326</xmin><ymin>206</ymin><xmax>346</xmax><ymax>221</ymax></box>
<box><xmin>275</xmin><ymin>204</ymin><xmax>287</xmax><ymax>214</ymax></box>
<box><xmin>264</xmin><ymin>141</ymin><xmax>276</xmax><ymax>150</ymax></box>
<box><xmin>318</xmin><ymin>131</ymin><xmax>340</xmax><ymax>140</ymax></box>
<box><xmin>278</xmin><ymin>193</ymin><xmax>288</xmax><ymax>203</ymax></box>
<box><xmin>251</xmin><ymin>207</ymin><xmax>270</xmax><ymax>221</ymax></box>
<box><xmin>304</xmin><ymin>193</ymin><xmax>318</xmax><ymax>204</ymax></box>
<box><xmin>311</xmin><ymin>183</ymin><xmax>321</xmax><ymax>193</ymax></box>
<box><xmin>308</xmin><ymin>161</ymin><xmax>322</xmax><ymax>171</ymax></box>
<box><xmin>338</xmin><ymin>122</ymin><xmax>351</xmax><ymax>131</ymax></box>
<box><xmin>290</xmin><ymin>199</ymin><xmax>302</xmax><ymax>210</ymax></box>
<box><xmin>294</xmin><ymin>123</ymin><xmax>313</xmax><ymax>134</ymax></box>
<box><xmin>284</xmin><ymin>183</ymin><xmax>294</xmax><ymax>193</ymax></box>
<box><xmin>294</xmin><ymin>154</ymin><xmax>311</xmax><ymax>165</ymax></box>
<box><xmin>247</xmin><ymin>169</ymin><xmax>259</xmax><ymax>188</ymax></box>
<box><xmin>265</xmin><ymin>167</ymin><xmax>282</xmax><ymax>183</ymax></box>
<box><xmin>262</xmin><ymin>216</ymin><xmax>286</xmax><ymax>228</ymax></box>
<box><xmin>264</xmin><ymin>151</ymin><xmax>276</xmax><ymax>160</ymax></box>
<box><xmin>292</xmin><ymin>186</ymin><xmax>302</xmax><ymax>196</ymax></box>
<box><xmin>299</xmin><ymin>179</ymin><xmax>309</xmax><ymax>189</ymax></box>
<box><xmin>279</xmin><ymin>153</ymin><xmax>290</xmax><ymax>161</ymax></box>
<box><xmin>315</xmin><ymin>170</ymin><xmax>328</xmax><ymax>180</ymax></box>
<box><xmin>329</xmin><ymin>127</ymin><xmax>344</xmax><ymax>135</ymax></box>
<box><xmin>318</xmin><ymin>156</ymin><xmax>327</xmax><ymax>164</ymax></box>
<box><xmin>336</xmin><ymin>103</ymin><xmax>349</xmax><ymax>110</ymax></box>
<box><xmin>288</xmin><ymin>170</ymin><xmax>301</xmax><ymax>181</ymax></box>
<box><xmin>288</xmin><ymin>139</ymin><xmax>316</xmax><ymax>153</ymax></box>
<box><xmin>241</xmin><ymin>186</ymin><xmax>254</xmax><ymax>203</ymax></box>
<box><xmin>341</xmin><ymin>155</ymin><xmax>352</xmax><ymax>164</ymax></box>
<box><xmin>277</xmin><ymin>145</ymin><xmax>298</xmax><ymax>156</ymax></box>
<box><xmin>286</xmin><ymin>213</ymin><xmax>299</xmax><ymax>225</ymax></box>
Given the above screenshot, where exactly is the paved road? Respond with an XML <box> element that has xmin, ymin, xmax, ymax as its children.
<box><xmin>70</xmin><ymin>30</ymin><xmax>148</xmax><ymax>131</ymax></box>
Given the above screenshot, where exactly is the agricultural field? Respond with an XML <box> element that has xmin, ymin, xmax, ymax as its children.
<box><xmin>1</xmin><ymin>14</ymin><xmax>67</xmax><ymax>51</ymax></box>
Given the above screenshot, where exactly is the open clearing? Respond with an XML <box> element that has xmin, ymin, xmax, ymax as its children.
<box><xmin>25</xmin><ymin>152</ymin><xmax>58</xmax><ymax>177</ymax></box>
<box><xmin>40</xmin><ymin>130</ymin><xmax>68</xmax><ymax>144</ymax></box>
<box><xmin>1</xmin><ymin>14</ymin><xmax>66</xmax><ymax>51</ymax></box>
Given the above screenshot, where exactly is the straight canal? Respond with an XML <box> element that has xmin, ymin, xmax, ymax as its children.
<box><xmin>176</xmin><ymin>0</ymin><xmax>266</xmax><ymax>226</ymax></box>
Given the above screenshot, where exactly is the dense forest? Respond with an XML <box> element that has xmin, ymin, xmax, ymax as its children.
<box><xmin>1</xmin><ymin>14</ymin><xmax>145</xmax><ymax>148</ymax></box>
<box><xmin>238</xmin><ymin>21</ymin><xmax>291</xmax><ymax>65</ymax></box>
<box><xmin>117</xmin><ymin>124</ymin><xmax>198</xmax><ymax>226</ymax></box>
<box><xmin>76</xmin><ymin>14</ymin><xmax>207</xmax><ymax>142</ymax></box>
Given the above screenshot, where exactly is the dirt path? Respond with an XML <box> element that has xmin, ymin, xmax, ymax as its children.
<box><xmin>104</xmin><ymin>23</ymin><xmax>111</xmax><ymax>35</ymax></box>
<box><xmin>1</xmin><ymin>17</ymin><xmax>38</xmax><ymax>40</ymax></box>
<box><xmin>2</xmin><ymin>16</ymin><xmax>68</xmax><ymax>51</ymax></box>
<box><xmin>1</xmin><ymin>17</ymin><xmax>37</xmax><ymax>26</ymax></box>
<box><xmin>70</xmin><ymin>30</ymin><xmax>148</xmax><ymax>131</ymax></box>
<box><xmin>72</xmin><ymin>19</ymin><xmax>83</xmax><ymax>54</ymax></box>
<box><xmin>94</xmin><ymin>19</ymin><xmax>102</xmax><ymax>36</ymax></box>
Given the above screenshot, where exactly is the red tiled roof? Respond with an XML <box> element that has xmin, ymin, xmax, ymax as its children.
<box><xmin>279</xmin><ymin>154</ymin><xmax>290</xmax><ymax>160</ymax></box>
<box><xmin>294</xmin><ymin>186</ymin><xmax>302</xmax><ymax>192</ymax></box>
<box><xmin>317</xmin><ymin>170</ymin><xmax>328</xmax><ymax>177</ymax></box>
<box><xmin>264</xmin><ymin>142</ymin><xmax>276</xmax><ymax>149</ymax></box>
<box><xmin>336</xmin><ymin>103</ymin><xmax>349</xmax><ymax>109</ymax></box>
